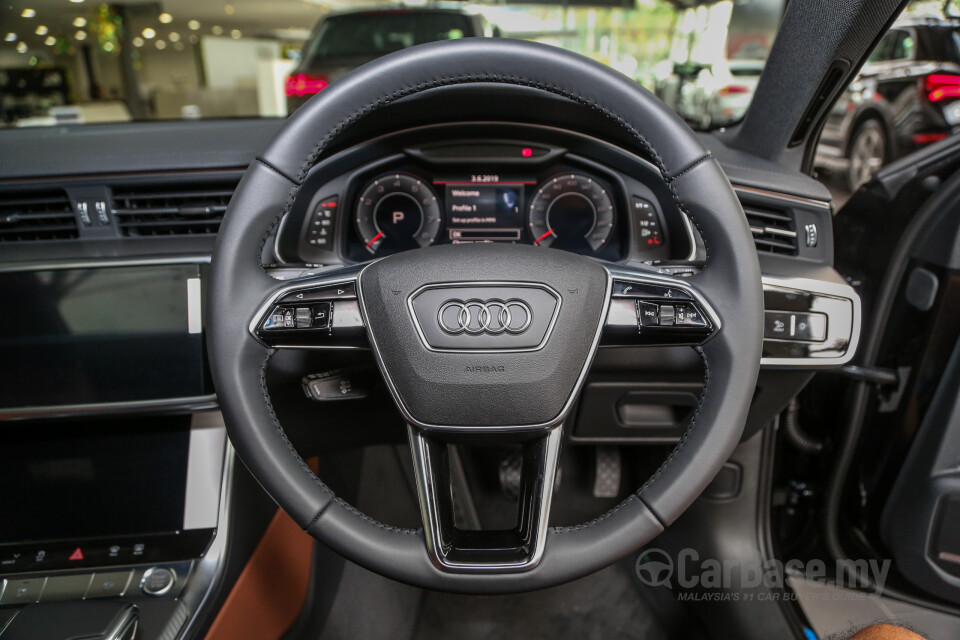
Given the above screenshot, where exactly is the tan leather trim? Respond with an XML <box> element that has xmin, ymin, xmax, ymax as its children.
<box><xmin>204</xmin><ymin>460</ymin><xmax>317</xmax><ymax>640</ymax></box>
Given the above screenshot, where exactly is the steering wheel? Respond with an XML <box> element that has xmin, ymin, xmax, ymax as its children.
<box><xmin>207</xmin><ymin>38</ymin><xmax>762</xmax><ymax>594</ymax></box>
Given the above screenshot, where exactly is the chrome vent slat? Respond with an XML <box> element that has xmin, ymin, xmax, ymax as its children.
<box><xmin>110</xmin><ymin>181</ymin><xmax>238</xmax><ymax>237</ymax></box>
<box><xmin>741</xmin><ymin>201</ymin><xmax>798</xmax><ymax>256</ymax></box>
<box><xmin>0</xmin><ymin>190</ymin><xmax>77</xmax><ymax>243</ymax></box>
<box><xmin>113</xmin><ymin>205</ymin><xmax>228</xmax><ymax>216</ymax></box>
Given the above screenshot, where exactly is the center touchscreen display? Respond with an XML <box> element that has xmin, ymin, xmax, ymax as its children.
<box><xmin>444</xmin><ymin>182</ymin><xmax>525</xmax><ymax>243</ymax></box>
<box><xmin>0</xmin><ymin>263</ymin><xmax>206</xmax><ymax>409</ymax></box>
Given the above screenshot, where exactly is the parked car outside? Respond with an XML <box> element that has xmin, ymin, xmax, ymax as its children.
<box><xmin>285</xmin><ymin>7</ymin><xmax>495</xmax><ymax>113</ymax></box>
<box><xmin>656</xmin><ymin>58</ymin><xmax>764</xmax><ymax>129</ymax></box>
<box><xmin>816</xmin><ymin>17</ymin><xmax>960</xmax><ymax>190</ymax></box>
<box><xmin>700</xmin><ymin>58</ymin><xmax>765</xmax><ymax>127</ymax></box>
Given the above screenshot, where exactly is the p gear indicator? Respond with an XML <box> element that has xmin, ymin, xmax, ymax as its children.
<box><xmin>355</xmin><ymin>173</ymin><xmax>442</xmax><ymax>255</ymax></box>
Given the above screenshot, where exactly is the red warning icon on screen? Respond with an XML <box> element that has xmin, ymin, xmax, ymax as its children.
<box><xmin>68</xmin><ymin>547</ymin><xmax>84</xmax><ymax>561</ymax></box>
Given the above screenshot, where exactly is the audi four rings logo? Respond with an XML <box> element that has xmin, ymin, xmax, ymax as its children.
<box><xmin>438</xmin><ymin>299</ymin><xmax>533</xmax><ymax>335</ymax></box>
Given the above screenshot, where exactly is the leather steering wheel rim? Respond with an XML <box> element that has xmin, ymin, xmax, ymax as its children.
<box><xmin>207</xmin><ymin>38</ymin><xmax>763</xmax><ymax>594</ymax></box>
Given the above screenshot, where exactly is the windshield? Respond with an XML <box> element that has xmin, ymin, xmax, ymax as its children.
<box><xmin>0</xmin><ymin>0</ymin><xmax>786</xmax><ymax>131</ymax></box>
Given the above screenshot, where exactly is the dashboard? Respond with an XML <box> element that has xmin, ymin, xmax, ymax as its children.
<box><xmin>273</xmin><ymin>124</ymin><xmax>699</xmax><ymax>267</ymax></box>
<box><xmin>0</xmin><ymin>116</ymin><xmax>847</xmax><ymax>638</ymax></box>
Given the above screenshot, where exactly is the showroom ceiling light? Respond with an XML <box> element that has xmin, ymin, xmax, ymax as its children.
<box><xmin>75</xmin><ymin>30</ymin><xmax>87</xmax><ymax>40</ymax></box>
<box><xmin>169</xmin><ymin>32</ymin><xmax>180</xmax><ymax>42</ymax></box>
<box><xmin>159</xmin><ymin>13</ymin><xmax>173</xmax><ymax>24</ymax></box>
<box><xmin>230</xmin><ymin>29</ymin><xmax>241</xmax><ymax>39</ymax></box>
<box><xmin>21</xmin><ymin>8</ymin><xmax>36</xmax><ymax>18</ymax></box>
<box><xmin>44</xmin><ymin>35</ymin><xmax>55</xmax><ymax>45</ymax></box>
<box><xmin>73</xmin><ymin>17</ymin><xmax>86</xmax><ymax>27</ymax></box>
<box><xmin>188</xmin><ymin>20</ymin><xmax>200</xmax><ymax>30</ymax></box>
<box><xmin>211</xmin><ymin>25</ymin><xmax>223</xmax><ymax>35</ymax></box>
<box><xmin>16</xmin><ymin>41</ymin><xmax>27</xmax><ymax>52</ymax></box>
<box><xmin>142</xmin><ymin>27</ymin><xmax>156</xmax><ymax>38</ymax></box>
<box><xmin>34</xmin><ymin>25</ymin><xmax>48</xmax><ymax>35</ymax></box>
<box><xmin>133</xmin><ymin>36</ymin><xmax>144</xmax><ymax>47</ymax></box>
<box><xmin>5</xmin><ymin>33</ymin><xmax>17</xmax><ymax>42</ymax></box>
<box><xmin>224</xmin><ymin>4</ymin><xmax>235</xmax><ymax>15</ymax></box>
<box><xmin>69</xmin><ymin>0</ymin><xmax>84</xmax><ymax>3</ymax></box>
<box><xmin>156</xmin><ymin>39</ymin><xmax>167</xmax><ymax>49</ymax></box>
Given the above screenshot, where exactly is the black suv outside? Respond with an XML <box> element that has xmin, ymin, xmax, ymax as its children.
<box><xmin>285</xmin><ymin>7</ymin><xmax>494</xmax><ymax>113</ymax></box>
<box><xmin>816</xmin><ymin>18</ymin><xmax>960</xmax><ymax>190</ymax></box>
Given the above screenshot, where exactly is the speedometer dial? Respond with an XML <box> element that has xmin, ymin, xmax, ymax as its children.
<box><xmin>528</xmin><ymin>173</ymin><xmax>614</xmax><ymax>253</ymax></box>
<box><xmin>355</xmin><ymin>173</ymin><xmax>441</xmax><ymax>255</ymax></box>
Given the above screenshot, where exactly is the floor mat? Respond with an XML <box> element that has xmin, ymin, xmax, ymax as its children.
<box><xmin>411</xmin><ymin>561</ymin><xmax>669</xmax><ymax>640</ymax></box>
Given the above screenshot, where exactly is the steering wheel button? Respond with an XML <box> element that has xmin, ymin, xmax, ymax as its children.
<box><xmin>638</xmin><ymin>301</ymin><xmax>659</xmax><ymax>326</ymax></box>
<box><xmin>659</xmin><ymin>304</ymin><xmax>676</xmax><ymax>326</ymax></box>
<box><xmin>312</xmin><ymin>302</ymin><xmax>331</xmax><ymax>328</ymax></box>
<box><xmin>262</xmin><ymin>307</ymin><xmax>286</xmax><ymax>330</ymax></box>
<box><xmin>792</xmin><ymin>312</ymin><xmax>827</xmax><ymax>342</ymax></box>
<box><xmin>279</xmin><ymin>283</ymin><xmax>356</xmax><ymax>304</ymax></box>
<box><xmin>294</xmin><ymin>307</ymin><xmax>312</xmax><ymax>328</ymax></box>
<box><xmin>612</xmin><ymin>280</ymin><xmax>691</xmax><ymax>300</ymax></box>
<box><xmin>675</xmin><ymin>302</ymin><xmax>707</xmax><ymax>327</ymax></box>
<box><xmin>764</xmin><ymin>311</ymin><xmax>793</xmax><ymax>338</ymax></box>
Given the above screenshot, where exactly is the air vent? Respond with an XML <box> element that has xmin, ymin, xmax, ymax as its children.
<box><xmin>0</xmin><ymin>190</ymin><xmax>77</xmax><ymax>242</ymax></box>
<box><xmin>742</xmin><ymin>203</ymin><xmax>798</xmax><ymax>255</ymax></box>
<box><xmin>111</xmin><ymin>180</ymin><xmax>237</xmax><ymax>236</ymax></box>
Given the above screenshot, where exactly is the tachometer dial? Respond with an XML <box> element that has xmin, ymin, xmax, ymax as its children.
<box><xmin>355</xmin><ymin>173</ymin><xmax>441</xmax><ymax>255</ymax></box>
<box><xmin>528</xmin><ymin>173</ymin><xmax>614</xmax><ymax>253</ymax></box>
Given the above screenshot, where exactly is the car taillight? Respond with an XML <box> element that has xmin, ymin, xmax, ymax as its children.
<box><xmin>718</xmin><ymin>85</ymin><xmax>750</xmax><ymax>97</ymax></box>
<box><xmin>913</xmin><ymin>132</ymin><xmax>949</xmax><ymax>145</ymax></box>
<box><xmin>923</xmin><ymin>74</ymin><xmax>960</xmax><ymax>102</ymax></box>
<box><xmin>285</xmin><ymin>73</ymin><xmax>329</xmax><ymax>98</ymax></box>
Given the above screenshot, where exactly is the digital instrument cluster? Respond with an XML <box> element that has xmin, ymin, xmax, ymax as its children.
<box><xmin>345</xmin><ymin>168</ymin><xmax>644</xmax><ymax>262</ymax></box>
<box><xmin>279</xmin><ymin>133</ymin><xmax>690</xmax><ymax>265</ymax></box>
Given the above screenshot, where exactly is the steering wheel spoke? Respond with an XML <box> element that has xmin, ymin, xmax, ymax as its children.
<box><xmin>601</xmin><ymin>263</ymin><xmax>720</xmax><ymax>347</ymax></box>
<box><xmin>408</xmin><ymin>425</ymin><xmax>562</xmax><ymax>572</ymax></box>
<box><xmin>250</xmin><ymin>265</ymin><xmax>367</xmax><ymax>349</ymax></box>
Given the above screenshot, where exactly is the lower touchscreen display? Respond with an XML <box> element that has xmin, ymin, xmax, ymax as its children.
<box><xmin>0</xmin><ymin>416</ymin><xmax>222</xmax><ymax>573</ymax></box>
<box><xmin>0</xmin><ymin>418</ymin><xmax>190</xmax><ymax>543</ymax></box>
<box><xmin>0</xmin><ymin>264</ymin><xmax>205</xmax><ymax>409</ymax></box>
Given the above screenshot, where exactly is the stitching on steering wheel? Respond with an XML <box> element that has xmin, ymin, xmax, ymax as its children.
<box><xmin>330</xmin><ymin>497</ymin><xmax>420</xmax><ymax>535</ymax></box>
<box><xmin>254</xmin><ymin>71</ymin><xmax>719</xmax><ymax>536</ymax></box>
<box><xmin>258</xmin><ymin>353</ymin><xmax>336</xmax><ymax>499</ymax></box>
<box><xmin>638</xmin><ymin>346</ymin><xmax>710</xmax><ymax>501</ymax></box>
<box><xmin>551</xmin><ymin>494</ymin><xmax>639</xmax><ymax>534</ymax></box>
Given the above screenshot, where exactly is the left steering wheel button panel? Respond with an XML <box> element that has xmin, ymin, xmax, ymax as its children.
<box><xmin>256</xmin><ymin>281</ymin><xmax>366</xmax><ymax>348</ymax></box>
